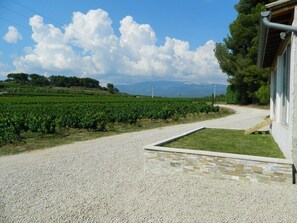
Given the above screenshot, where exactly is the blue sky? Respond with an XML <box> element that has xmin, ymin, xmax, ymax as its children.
<box><xmin>0</xmin><ymin>0</ymin><xmax>238</xmax><ymax>85</ymax></box>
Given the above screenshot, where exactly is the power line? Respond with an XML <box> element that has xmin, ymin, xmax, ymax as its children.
<box><xmin>0</xmin><ymin>1</ymin><xmax>111</xmax><ymax>51</ymax></box>
<box><xmin>0</xmin><ymin>5</ymin><xmax>30</xmax><ymax>20</ymax></box>
<box><xmin>0</xmin><ymin>17</ymin><xmax>31</xmax><ymax>31</ymax></box>
<box><xmin>7</xmin><ymin>0</ymin><xmax>97</xmax><ymax>44</ymax></box>
<box><xmin>0</xmin><ymin>4</ymin><xmax>65</xmax><ymax>34</ymax></box>
<box><xmin>9</xmin><ymin>0</ymin><xmax>63</xmax><ymax>27</ymax></box>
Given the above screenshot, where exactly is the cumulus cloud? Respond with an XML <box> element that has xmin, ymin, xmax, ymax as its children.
<box><xmin>13</xmin><ymin>9</ymin><xmax>226</xmax><ymax>84</ymax></box>
<box><xmin>3</xmin><ymin>26</ymin><xmax>22</xmax><ymax>43</ymax></box>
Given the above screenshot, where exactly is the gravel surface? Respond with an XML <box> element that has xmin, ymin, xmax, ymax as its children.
<box><xmin>1</xmin><ymin>105</ymin><xmax>297</xmax><ymax>223</ymax></box>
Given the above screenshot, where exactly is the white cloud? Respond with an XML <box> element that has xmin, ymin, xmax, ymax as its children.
<box><xmin>3</xmin><ymin>26</ymin><xmax>22</xmax><ymax>43</ymax></box>
<box><xmin>13</xmin><ymin>9</ymin><xmax>226</xmax><ymax>84</ymax></box>
<box><xmin>0</xmin><ymin>57</ymin><xmax>14</xmax><ymax>80</ymax></box>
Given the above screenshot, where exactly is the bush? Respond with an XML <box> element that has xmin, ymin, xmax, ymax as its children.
<box><xmin>226</xmin><ymin>85</ymin><xmax>249</xmax><ymax>104</ymax></box>
<box><xmin>80</xmin><ymin>112</ymin><xmax>107</xmax><ymax>131</ymax></box>
<box><xmin>27</xmin><ymin>115</ymin><xmax>56</xmax><ymax>134</ymax></box>
<box><xmin>0</xmin><ymin>117</ymin><xmax>22</xmax><ymax>144</ymax></box>
<box><xmin>226</xmin><ymin>85</ymin><xmax>240</xmax><ymax>104</ymax></box>
<box><xmin>158</xmin><ymin>107</ymin><xmax>175</xmax><ymax>120</ymax></box>
<box><xmin>255</xmin><ymin>85</ymin><xmax>270</xmax><ymax>105</ymax></box>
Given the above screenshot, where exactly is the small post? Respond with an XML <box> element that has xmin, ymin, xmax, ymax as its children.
<box><xmin>152</xmin><ymin>86</ymin><xmax>154</xmax><ymax>98</ymax></box>
<box><xmin>213</xmin><ymin>85</ymin><xmax>216</xmax><ymax>105</ymax></box>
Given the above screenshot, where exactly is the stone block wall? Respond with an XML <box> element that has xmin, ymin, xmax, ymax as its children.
<box><xmin>145</xmin><ymin>149</ymin><xmax>293</xmax><ymax>184</ymax></box>
<box><xmin>144</xmin><ymin>127</ymin><xmax>294</xmax><ymax>184</ymax></box>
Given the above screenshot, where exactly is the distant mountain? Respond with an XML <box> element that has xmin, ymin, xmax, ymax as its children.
<box><xmin>116</xmin><ymin>81</ymin><xmax>227</xmax><ymax>98</ymax></box>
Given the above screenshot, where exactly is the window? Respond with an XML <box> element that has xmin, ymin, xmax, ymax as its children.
<box><xmin>271</xmin><ymin>70</ymin><xmax>276</xmax><ymax>119</ymax></box>
<box><xmin>280</xmin><ymin>45</ymin><xmax>291</xmax><ymax>125</ymax></box>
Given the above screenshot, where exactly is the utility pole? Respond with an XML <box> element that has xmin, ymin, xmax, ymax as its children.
<box><xmin>152</xmin><ymin>86</ymin><xmax>154</xmax><ymax>98</ymax></box>
<box><xmin>212</xmin><ymin>84</ymin><xmax>216</xmax><ymax>105</ymax></box>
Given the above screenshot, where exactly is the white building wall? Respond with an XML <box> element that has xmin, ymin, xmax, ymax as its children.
<box><xmin>271</xmin><ymin>51</ymin><xmax>291</xmax><ymax>158</ymax></box>
<box><xmin>271</xmin><ymin>123</ymin><xmax>291</xmax><ymax>158</ymax></box>
<box><xmin>272</xmin><ymin>6</ymin><xmax>297</xmax><ymax>162</ymax></box>
<box><xmin>270</xmin><ymin>71</ymin><xmax>276</xmax><ymax>120</ymax></box>
<box><xmin>271</xmin><ymin>57</ymin><xmax>291</xmax><ymax>159</ymax></box>
<box><xmin>270</xmin><ymin>38</ymin><xmax>291</xmax><ymax>160</ymax></box>
<box><xmin>291</xmin><ymin>6</ymin><xmax>297</xmax><ymax>165</ymax></box>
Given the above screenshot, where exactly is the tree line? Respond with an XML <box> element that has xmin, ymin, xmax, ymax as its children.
<box><xmin>5</xmin><ymin>73</ymin><xmax>119</xmax><ymax>94</ymax></box>
<box><xmin>215</xmin><ymin>0</ymin><xmax>273</xmax><ymax>104</ymax></box>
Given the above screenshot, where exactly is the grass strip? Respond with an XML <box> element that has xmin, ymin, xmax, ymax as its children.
<box><xmin>164</xmin><ymin>128</ymin><xmax>284</xmax><ymax>158</ymax></box>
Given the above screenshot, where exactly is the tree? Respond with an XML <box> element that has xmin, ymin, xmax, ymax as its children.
<box><xmin>215</xmin><ymin>0</ymin><xmax>272</xmax><ymax>104</ymax></box>
<box><xmin>29</xmin><ymin>74</ymin><xmax>49</xmax><ymax>86</ymax></box>
<box><xmin>107</xmin><ymin>83</ymin><xmax>119</xmax><ymax>94</ymax></box>
<box><xmin>79</xmin><ymin>78</ymin><xmax>100</xmax><ymax>88</ymax></box>
<box><xmin>67</xmin><ymin>76</ymin><xmax>80</xmax><ymax>87</ymax></box>
<box><xmin>7</xmin><ymin>73</ymin><xmax>29</xmax><ymax>84</ymax></box>
<box><xmin>255</xmin><ymin>85</ymin><xmax>270</xmax><ymax>105</ymax></box>
<box><xmin>49</xmin><ymin>75</ymin><xmax>67</xmax><ymax>87</ymax></box>
<box><xmin>5</xmin><ymin>73</ymin><xmax>105</xmax><ymax>89</ymax></box>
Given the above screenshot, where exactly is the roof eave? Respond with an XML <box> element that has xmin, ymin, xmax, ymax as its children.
<box><xmin>266</xmin><ymin>0</ymin><xmax>297</xmax><ymax>10</ymax></box>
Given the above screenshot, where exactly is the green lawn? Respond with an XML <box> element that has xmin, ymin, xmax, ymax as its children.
<box><xmin>164</xmin><ymin>128</ymin><xmax>284</xmax><ymax>158</ymax></box>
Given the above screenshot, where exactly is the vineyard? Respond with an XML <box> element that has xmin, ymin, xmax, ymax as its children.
<box><xmin>0</xmin><ymin>94</ymin><xmax>221</xmax><ymax>145</ymax></box>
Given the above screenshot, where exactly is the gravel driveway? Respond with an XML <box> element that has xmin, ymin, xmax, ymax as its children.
<box><xmin>1</xmin><ymin>105</ymin><xmax>297</xmax><ymax>223</ymax></box>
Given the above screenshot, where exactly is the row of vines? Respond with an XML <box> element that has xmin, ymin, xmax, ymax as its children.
<box><xmin>0</xmin><ymin>96</ymin><xmax>220</xmax><ymax>145</ymax></box>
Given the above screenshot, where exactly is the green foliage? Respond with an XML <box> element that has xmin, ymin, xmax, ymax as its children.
<box><xmin>80</xmin><ymin>112</ymin><xmax>107</xmax><ymax>131</ymax></box>
<box><xmin>0</xmin><ymin>115</ymin><xmax>22</xmax><ymax>145</ymax></box>
<box><xmin>107</xmin><ymin>83</ymin><xmax>119</xmax><ymax>94</ymax></box>
<box><xmin>6</xmin><ymin>73</ymin><xmax>102</xmax><ymax>89</ymax></box>
<box><xmin>7</xmin><ymin>73</ymin><xmax>29</xmax><ymax>84</ymax></box>
<box><xmin>226</xmin><ymin>85</ymin><xmax>249</xmax><ymax>104</ymax></box>
<box><xmin>29</xmin><ymin>74</ymin><xmax>50</xmax><ymax>86</ymax></box>
<box><xmin>0</xmin><ymin>95</ymin><xmax>220</xmax><ymax>145</ymax></box>
<box><xmin>158</xmin><ymin>107</ymin><xmax>174</xmax><ymax>120</ymax></box>
<box><xmin>215</xmin><ymin>0</ymin><xmax>273</xmax><ymax>104</ymax></box>
<box><xmin>27</xmin><ymin>115</ymin><xmax>56</xmax><ymax>134</ymax></box>
<box><xmin>79</xmin><ymin>77</ymin><xmax>100</xmax><ymax>88</ymax></box>
<box><xmin>226</xmin><ymin>85</ymin><xmax>239</xmax><ymax>104</ymax></box>
<box><xmin>255</xmin><ymin>84</ymin><xmax>270</xmax><ymax>105</ymax></box>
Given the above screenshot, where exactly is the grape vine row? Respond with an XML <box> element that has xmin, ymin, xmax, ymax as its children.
<box><xmin>0</xmin><ymin>96</ymin><xmax>219</xmax><ymax>144</ymax></box>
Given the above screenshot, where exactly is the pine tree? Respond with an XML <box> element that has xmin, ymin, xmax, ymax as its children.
<box><xmin>215</xmin><ymin>0</ymin><xmax>272</xmax><ymax>104</ymax></box>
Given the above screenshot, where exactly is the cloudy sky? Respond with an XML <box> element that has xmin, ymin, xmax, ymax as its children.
<box><xmin>0</xmin><ymin>0</ymin><xmax>237</xmax><ymax>85</ymax></box>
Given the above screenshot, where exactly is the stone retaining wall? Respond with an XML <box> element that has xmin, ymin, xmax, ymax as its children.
<box><xmin>144</xmin><ymin>127</ymin><xmax>294</xmax><ymax>184</ymax></box>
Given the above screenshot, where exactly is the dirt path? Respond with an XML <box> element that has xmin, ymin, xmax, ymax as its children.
<box><xmin>1</xmin><ymin>105</ymin><xmax>296</xmax><ymax>223</ymax></box>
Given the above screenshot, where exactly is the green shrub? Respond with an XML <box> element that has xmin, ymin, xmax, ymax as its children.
<box><xmin>226</xmin><ymin>85</ymin><xmax>240</xmax><ymax>104</ymax></box>
<box><xmin>226</xmin><ymin>85</ymin><xmax>249</xmax><ymax>104</ymax></box>
<box><xmin>0</xmin><ymin>117</ymin><xmax>21</xmax><ymax>144</ymax></box>
<box><xmin>255</xmin><ymin>85</ymin><xmax>270</xmax><ymax>105</ymax></box>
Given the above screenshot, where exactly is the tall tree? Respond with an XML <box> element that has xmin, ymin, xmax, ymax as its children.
<box><xmin>107</xmin><ymin>83</ymin><xmax>119</xmax><ymax>94</ymax></box>
<box><xmin>7</xmin><ymin>73</ymin><xmax>29</xmax><ymax>84</ymax></box>
<box><xmin>215</xmin><ymin>0</ymin><xmax>272</xmax><ymax>104</ymax></box>
<box><xmin>79</xmin><ymin>78</ymin><xmax>100</xmax><ymax>88</ymax></box>
<box><xmin>49</xmin><ymin>75</ymin><xmax>67</xmax><ymax>87</ymax></box>
<box><xmin>29</xmin><ymin>74</ymin><xmax>49</xmax><ymax>86</ymax></box>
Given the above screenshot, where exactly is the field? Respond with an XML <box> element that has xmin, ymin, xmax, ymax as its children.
<box><xmin>0</xmin><ymin>84</ymin><xmax>230</xmax><ymax>155</ymax></box>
